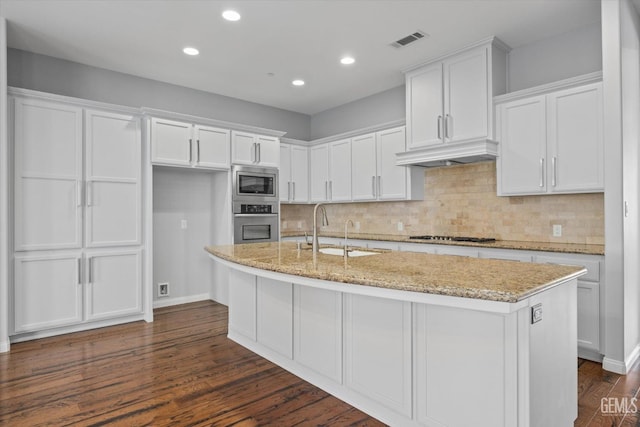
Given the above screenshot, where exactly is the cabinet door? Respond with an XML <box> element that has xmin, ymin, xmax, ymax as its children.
<box><xmin>194</xmin><ymin>125</ymin><xmax>230</xmax><ymax>169</ymax></box>
<box><xmin>86</xmin><ymin>249</ymin><xmax>142</xmax><ymax>321</ymax></box>
<box><xmin>309</xmin><ymin>144</ymin><xmax>330</xmax><ymax>202</ymax></box>
<box><xmin>257</xmin><ymin>277</ymin><xmax>293</xmax><ymax>358</ymax></box>
<box><xmin>294</xmin><ymin>285</ymin><xmax>342</xmax><ymax>383</ymax></box>
<box><xmin>406</xmin><ymin>63</ymin><xmax>444</xmax><ymax>148</ymax></box>
<box><xmin>231</xmin><ymin>131</ymin><xmax>257</xmax><ymax>165</ymax></box>
<box><xmin>290</xmin><ymin>145</ymin><xmax>309</xmax><ymax>202</ymax></box>
<box><xmin>576</xmin><ymin>281</ymin><xmax>600</xmax><ymax>351</ymax></box>
<box><xmin>547</xmin><ymin>83</ymin><xmax>604</xmax><ymax>193</ymax></box>
<box><xmin>85</xmin><ymin>110</ymin><xmax>141</xmax><ymax>248</ymax></box>
<box><xmin>329</xmin><ymin>139</ymin><xmax>352</xmax><ymax>201</ymax></box>
<box><xmin>14</xmin><ymin>253</ymin><xmax>83</xmax><ymax>332</ymax></box>
<box><xmin>497</xmin><ymin>96</ymin><xmax>547</xmax><ymax>195</ymax></box>
<box><xmin>256</xmin><ymin>135</ymin><xmax>280</xmax><ymax>167</ymax></box>
<box><xmin>228</xmin><ymin>269</ymin><xmax>257</xmax><ymax>340</ymax></box>
<box><xmin>280</xmin><ymin>144</ymin><xmax>292</xmax><ymax>202</ymax></box>
<box><xmin>377</xmin><ymin>127</ymin><xmax>407</xmax><ymax>200</ymax></box>
<box><xmin>351</xmin><ymin>133</ymin><xmax>378</xmax><ymax>201</ymax></box>
<box><xmin>344</xmin><ymin>294</ymin><xmax>412</xmax><ymax>417</ymax></box>
<box><xmin>150</xmin><ymin>118</ymin><xmax>192</xmax><ymax>166</ymax></box>
<box><xmin>14</xmin><ymin>98</ymin><xmax>83</xmax><ymax>251</ymax></box>
<box><xmin>444</xmin><ymin>47</ymin><xmax>488</xmax><ymax>143</ymax></box>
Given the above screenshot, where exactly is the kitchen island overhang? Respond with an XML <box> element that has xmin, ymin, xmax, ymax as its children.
<box><xmin>207</xmin><ymin>242</ymin><xmax>586</xmax><ymax>427</ymax></box>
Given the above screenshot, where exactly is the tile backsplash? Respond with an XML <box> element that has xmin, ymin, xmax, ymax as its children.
<box><xmin>280</xmin><ymin>161</ymin><xmax>604</xmax><ymax>245</ymax></box>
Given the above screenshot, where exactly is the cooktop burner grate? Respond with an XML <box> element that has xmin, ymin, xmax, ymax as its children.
<box><xmin>409</xmin><ymin>235</ymin><xmax>496</xmax><ymax>243</ymax></box>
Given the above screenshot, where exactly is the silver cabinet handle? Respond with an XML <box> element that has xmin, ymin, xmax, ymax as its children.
<box><xmin>197</xmin><ymin>139</ymin><xmax>200</xmax><ymax>163</ymax></box>
<box><xmin>329</xmin><ymin>181</ymin><xmax>332</xmax><ymax>200</ymax></box>
<box><xmin>437</xmin><ymin>115</ymin><xmax>443</xmax><ymax>140</ymax></box>
<box><xmin>78</xmin><ymin>258</ymin><xmax>82</xmax><ymax>285</ymax></box>
<box><xmin>88</xmin><ymin>257</ymin><xmax>93</xmax><ymax>283</ymax></box>
<box><xmin>377</xmin><ymin>176</ymin><xmax>382</xmax><ymax>197</ymax></box>
<box><xmin>445</xmin><ymin>114</ymin><xmax>451</xmax><ymax>139</ymax></box>
<box><xmin>552</xmin><ymin>156</ymin><xmax>557</xmax><ymax>187</ymax></box>
<box><xmin>292</xmin><ymin>182</ymin><xmax>296</xmax><ymax>200</ymax></box>
<box><xmin>372</xmin><ymin>176</ymin><xmax>376</xmax><ymax>197</ymax></box>
<box><xmin>287</xmin><ymin>182</ymin><xmax>291</xmax><ymax>201</ymax></box>
<box><xmin>325</xmin><ymin>181</ymin><xmax>329</xmax><ymax>200</ymax></box>
<box><xmin>252</xmin><ymin>143</ymin><xmax>256</xmax><ymax>163</ymax></box>
<box><xmin>539</xmin><ymin>158</ymin><xmax>545</xmax><ymax>188</ymax></box>
<box><xmin>76</xmin><ymin>180</ymin><xmax>82</xmax><ymax>207</ymax></box>
<box><xmin>257</xmin><ymin>143</ymin><xmax>261</xmax><ymax>163</ymax></box>
<box><xmin>86</xmin><ymin>181</ymin><xmax>92</xmax><ymax>206</ymax></box>
<box><xmin>189</xmin><ymin>138</ymin><xmax>193</xmax><ymax>163</ymax></box>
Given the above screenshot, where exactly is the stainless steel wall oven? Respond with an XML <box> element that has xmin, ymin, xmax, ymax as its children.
<box><xmin>232</xmin><ymin>165</ymin><xmax>279</xmax><ymax>244</ymax></box>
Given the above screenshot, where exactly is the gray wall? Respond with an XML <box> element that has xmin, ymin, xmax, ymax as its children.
<box><xmin>508</xmin><ymin>22</ymin><xmax>602</xmax><ymax>92</ymax></box>
<box><xmin>8</xmin><ymin>48</ymin><xmax>311</xmax><ymax>140</ymax></box>
<box><xmin>310</xmin><ymin>85</ymin><xmax>405</xmax><ymax>140</ymax></box>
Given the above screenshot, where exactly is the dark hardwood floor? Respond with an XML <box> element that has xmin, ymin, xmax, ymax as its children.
<box><xmin>0</xmin><ymin>300</ymin><xmax>638</xmax><ymax>426</ymax></box>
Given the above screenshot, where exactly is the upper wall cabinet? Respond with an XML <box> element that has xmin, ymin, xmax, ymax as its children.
<box><xmin>405</xmin><ymin>38</ymin><xmax>509</xmax><ymax>150</ymax></box>
<box><xmin>496</xmin><ymin>80</ymin><xmax>604</xmax><ymax>196</ymax></box>
<box><xmin>232</xmin><ymin>131</ymin><xmax>279</xmax><ymax>168</ymax></box>
<box><xmin>308</xmin><ymin>140</ymin><xmax>352</xmax><ymax>203</ymax></box>
<box><xmin>280</xmin><ymin>144</ymin><xmax>309</xmax><ymax>203</ymax></box>
<box><xmin>151</xmin><ymin>117</ymin><xmax>230</xmax><ymax>170</ymax></box>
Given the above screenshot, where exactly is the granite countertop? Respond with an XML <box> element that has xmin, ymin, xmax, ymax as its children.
<box><xmin>280</xmin><ymin>231</ymin><xmax>604</xmax><ymax>256</ymax></box>
<box><xmin>206</xmin><ymin>242</ymin><xmax>586</xmax><ymax>303</ymax></box>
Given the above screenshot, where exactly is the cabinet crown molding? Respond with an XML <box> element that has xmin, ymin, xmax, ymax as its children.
<box><xmin>494</xmin><ymin>71</ymin><xmax>603</xmax><ymax>104</ymax></box>
<box><xmin>8</xmin><ymin>87</ymin><xmax>141</xmax><ymax>115</ymax></box>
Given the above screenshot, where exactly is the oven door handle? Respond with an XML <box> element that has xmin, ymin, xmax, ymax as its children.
<box><xmin>234</xmin><ymin>213</ymin><xmax>279</xmax><ymax>218</ymax></box>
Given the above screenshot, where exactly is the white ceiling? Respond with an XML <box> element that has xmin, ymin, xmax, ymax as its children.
<box><xmin>0</xmin><ymin>0</ymin><xmax>601</xmax><ymax>116</ymax></box>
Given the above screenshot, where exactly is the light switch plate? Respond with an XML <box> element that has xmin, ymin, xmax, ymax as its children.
<box><xmin>552</xmin><ymin>224</ymin><xmax>562</xmax><ymax>237</ymax></box>
<box><xmin>531</xmin><ymin>303</ymin><xmax>543</xmax><ymax>324</ymax></box>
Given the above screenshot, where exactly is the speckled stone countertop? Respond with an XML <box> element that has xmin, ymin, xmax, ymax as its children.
<box><xmin>206</xmin><ymin>242</ymin><xmax>586</xmax><ymax>303</ymax></box>
<box><xmin>280</xmin><ymin>231</ymin><xmax>604</xmax><ymax>256</ymax></box>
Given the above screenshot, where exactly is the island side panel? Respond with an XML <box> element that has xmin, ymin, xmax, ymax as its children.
<box><xmin>228</xmin><ymin>269</ymin><xmax>256</xmax><ymax>341</ymax></box>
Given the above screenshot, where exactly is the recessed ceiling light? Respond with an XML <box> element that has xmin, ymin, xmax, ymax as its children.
<box><xmin>340</xmin><ymin>56</ymin><xmax>355</xmax><ymax>65</ymax></box>
<box><xmin>183</xmin><ymin>47</ymin><xmax>199</xmax><ymax>56</ymax></box>
<box><xmin>292</xmin><ymin>79</ymin><xmax>305</xmax><ymax>86</ymax></box>
<box><xmin>222</xmin><ymin>10</ymin><xmax>241</xmax><ymax>21</ymax></box>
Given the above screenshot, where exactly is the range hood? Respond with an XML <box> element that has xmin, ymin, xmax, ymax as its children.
<box><xmin>396</xmin><ymin>139</ymin><xmax>498</xmax><ymax>168</ymax></box>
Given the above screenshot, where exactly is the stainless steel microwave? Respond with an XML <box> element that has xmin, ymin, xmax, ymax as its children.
<box><xmin>232</xmin><ymin>165</ymin><xmax>278</xmax><ymax>202</ymax></box>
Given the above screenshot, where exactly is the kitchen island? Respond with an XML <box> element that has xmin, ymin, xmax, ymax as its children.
<box><xmin>207</xmin><ymin>242</ymin><xmax>586</xmax><ymax>427</ymax></box>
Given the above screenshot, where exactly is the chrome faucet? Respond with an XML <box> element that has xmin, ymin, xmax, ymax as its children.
<box><xmin>344</xmin><ymin>219</ymin><xmax>354</xmax><ymax>261</ymax></box>
<box><xmin>312</xmin><ymin>203</ymin><xmax>329</xmax><ymax>256</ymax></box>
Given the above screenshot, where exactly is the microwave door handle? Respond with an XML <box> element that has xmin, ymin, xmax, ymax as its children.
<box><xmin>257</xmin><ymin>143</ymin><xmax>261</xmax><ymax>163</ymax></box>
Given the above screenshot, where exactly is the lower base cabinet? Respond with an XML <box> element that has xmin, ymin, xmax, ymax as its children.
<box><xmin>13</xmin><ymin>248</ymin><xmax>143</xmax><ymax>334</ymax></box>
<box><xmin>257</xmin><ymin>277</ymin><xmax>293</xmax><ymax>358</ymax></box>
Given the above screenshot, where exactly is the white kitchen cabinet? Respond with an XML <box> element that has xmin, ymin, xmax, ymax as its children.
<box><xmin>228</xmin><ymin>269</ymin><xmax>257</xmax><ymax>341</ymax></box>
<box><xmin>329</xmin><ymin>139</ymin><xmax>352</xmax><ymax>201</ymax></box>
<box><xmin>151</xmin><ymin>118</ymin><xmax>230</xmax><ymax>170</ymax></box>
<box><xmin>351</xmin><ymin>133</ymin><xmax>378</xmax><ymax>201</ymax></box>
<box><xmin>280</xmin><ymin>144</ymin><xmax>309</xmax><ymax>203</ymax></box>
<box><xmin>293</xmin><ymin>285</ymin><xmax>342</xmax><ymax>383</ymax></box>
<box><xmin>309</xmin><ymin>143</ymin><xmax>330</xmax><ymax>202</ymax></box>
<box><xmin>85</xmin><ymin>110</ymin><xmax>141</xmax><ymax>247</ymax></box>
<box><xmin>497</xmin><ymin>81</ymin><xmax>603</xmax><ymax>196</ymax></box>
<box><xmin>13</xmin><ymin>253</ymin><xmax>83</xmax><ymax>333</ymax></box>
<box><xmin>14</xmin><ymin>98</ymin><xmax>83</xmax><ymax>251</ymax></box>
<box><xmin>406</xmin><ymin>41</ymin><xmax>506</xmax><ymax>149</ymax></box>
<box><xmin>85</xmin><ymin>249</ymin><xmax>142</xmax><ymax>321</ymax></box>
<box><xmin>344</xmin><ymin>294</ymin><xmax>412</xmax><ymax>417</ymax></box>
<box><xmin>257</xmin><ymin>277</ymin><xmax>293</xmax><ymax>359</ymax></box>
<box><xmin>232</xmin><ymin>130</ymin><xmax>279</xmax><ymax>167</ymax></box>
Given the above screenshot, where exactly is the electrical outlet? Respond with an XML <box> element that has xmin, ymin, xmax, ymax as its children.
<box><xmin>552</xmin><ymin>224</ymin><xmax>562</xmax><ymax>237</ymax></box>
<box><xmin>397</xmin><ymin>222</ymin><xmax>404</xmax><ymax>232</ymax></box>
<box><xmin>181</xmin><ymin>219</ymin><xmax>188</xmax><ymax>230</ymax></box>
<box><xmin>355</xmin><ymin>221</ymin><xmax>361</xmax><ymax>231</ymax></box>
<box><xmin>158</xmin><ymin>282</ymin><xmax>170</xmax><ymax>297</ymax></box>
<box><xmin>531</xmin><ymin>303</ymin><xmax>543</xmax><ymax>324</ymax></box>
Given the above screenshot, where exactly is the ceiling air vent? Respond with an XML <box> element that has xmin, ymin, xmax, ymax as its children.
<box><xmin>391</xmin><ymin>31</ymin><xmax>428</xmax><ymax>48</ymax></box>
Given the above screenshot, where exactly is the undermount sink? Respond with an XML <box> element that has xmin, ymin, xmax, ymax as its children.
<box><xmin>318</xmin><ymin>247</ymin><xmax>379</xmax><ymax>257</ymax></box>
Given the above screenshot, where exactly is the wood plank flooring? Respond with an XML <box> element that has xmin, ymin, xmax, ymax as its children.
<box><xmin>0</xmin><ymin>300</ymin><xmax>638</xmax><ymax>426</ymax></box>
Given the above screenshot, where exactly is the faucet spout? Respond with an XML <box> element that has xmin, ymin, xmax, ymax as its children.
<box><xmin>312</xmin><ymin>203</ymin><xmax>329</xmax><ymax>257</ymax></box>
<box><xmin>344</xmin><ymin>219</ymin><xmax>354</xmax><ymax>261</ymax></box>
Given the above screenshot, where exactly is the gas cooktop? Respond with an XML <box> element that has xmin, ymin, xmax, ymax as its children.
<box><xmin>409</xmin><ymin>235</ymin><xmax>496</xmax><ymax>243</ymax></box>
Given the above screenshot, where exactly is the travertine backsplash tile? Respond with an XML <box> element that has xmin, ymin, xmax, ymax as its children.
<box><xmin>281</xmin><ymin>161</ymin><xmax>604</xmax><ymax>245</ymax></box>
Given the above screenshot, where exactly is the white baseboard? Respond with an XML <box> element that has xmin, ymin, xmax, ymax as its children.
<box><xmin>153</xmin><ymin>293</ymin><xmax>211</xmax><ymax>309</ymax></box>
<box><xmin>0</xmin><ymin>339</ymin><xmax>9</xmax><ymax>353</ymax></box>
<box><xmin>603</xmin><ymin>344</ymin><xmax>640</xmax><ymax>375</ymax></box>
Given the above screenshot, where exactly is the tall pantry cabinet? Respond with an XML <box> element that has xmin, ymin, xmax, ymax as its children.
<box><xmin>11</xmin><ymin>92</ymin><xmax>144</xmax><ymax>337</ymax></box>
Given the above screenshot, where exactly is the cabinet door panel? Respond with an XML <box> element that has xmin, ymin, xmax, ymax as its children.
<box><xmin>257</xmin><ymin>277</ymin><xmax>293</xmax><ymax>358</ymax></box>
<box><xmin>497</xmin><ymin>96</ymin><xmax>547</xmax><ymax>195</ymax></box>
<box><xmin>377</xmin><ymin>127</ymin><xmax>407</xmax><ymax>200</ymax></box>
<box><xmin>290</xmin><ymin>146</ymin><xmax>309</xmax><ymax>202</ymax></box>
<box><xmin>256</xmin><ymin>135</ymin><xmax>280</xmax><ymax>167</ymax></box>
<box><xmin>309</xmin><ymin>144</ymin><xmax>330</xmax><ymax>202</ymax></box>
<box><xmin>547</xmin><ymin>83</ymin><xmax>603</xmax><ymax>193</ymax></box>
<box><xmin>344</xmin><ymin>294</ymin><xmax>412</xmax><ymax>417</ymax></box>
<box><xmin>14</xmin><ymin>254</ymin><xmax>83</xmax><ymax>332</ymax></box>
<box><xmin>194</xmin><ymin>125</ymin><xmax>230</xmax><ymax>169</ymax></box>
<box><xmin>86</xmin><ymin>250</ymin><xmax>142</xmax><ymax>320</ymax></box>
<box><xmin>228</xmin><ymin>269</ymin><xmax>256</xmax><ymax>340</ymax></box>
<box><xmin>577</xmin><ymin>281</ymin><xmax>600</xmax><ymax>351</ymax></box>
<box><xmin>87</xmin><ymin>110</ymin><xmax>140</xmax><ymax>179</ymax></box>
<box><xmin>351</xmin><ymin>134</ymin><xmax>377</xmax><ymax>201</ymax></box>
<box><xmin>14</xmin><ymin>98</ymin><xmax>83</xmax><ymax>250</ymax></box>
<box><xmin>329</xmin><ymin>139</ymin><xmax>351</xmax><ymax>201</ymax></box>
<box><xmin>444</xmin><ymin>48</ymin><xmax>488</xmax><ymax>142</ymax></box>
<box><xmin>151</xmin><ymin>118</ymin><xmax>191</xmax><ymax>166</ymax></box>
<box><xmin>407</xmin><ymin>64</ymin><xmax>443</xmax><ymax>148</ymax></box>
<box><xmin>294</xmin><ymin>285</ymin><xmax>342</xmax><ymax>383</ymax></box>
<box><xmin>280</xmin><ymin>144</ymin><xmax>292</xmax><ymax>202</ymax></box>
<box><xmin>86</xmin><ymin>181</ymin><xmax>140</xmax><ymax>247</ymax></box>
